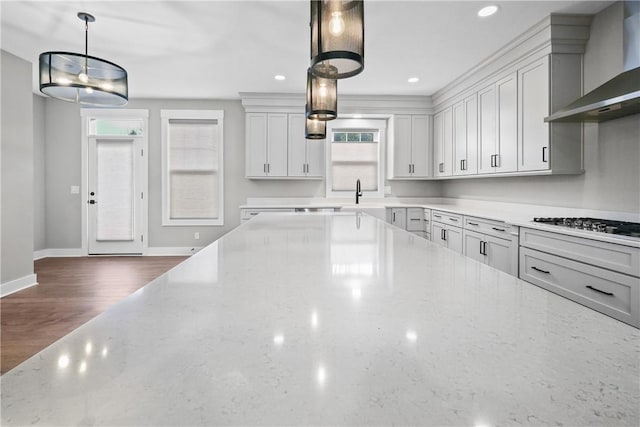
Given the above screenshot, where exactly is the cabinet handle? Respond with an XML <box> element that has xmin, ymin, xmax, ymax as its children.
<box><xmin>268</xmin><ymin>163</ymin><xmax>270</xmax><ymax>173</ymax></box>
<box><xmin>586</xmin><ymin>285</ymin><xmax>614</xmax><ymax>296</ymax></box>
<box><xmin>412</xmin><ymin>164</ymin><xmax>415</xmax><ymax>173</ymax></box>
<box><xmin>531</xmin><ymin>266</ymin><xmax>550</xmax><ymax>274</ymax></box>
<box><xmin>393</xmin><ymin>212</ymin><xmax>396</xmax><ymax>222</ymax></box>
<box><xmin>479</xmin><ymin>240</ymin><xmax>484</xmax><ymax>255</ymax></box>
<box><xmin>443</xmin><ymin>229</ymin><xmax>447</xmax><ymax>241</ymax></box>
<box><xmin>410</xmin><ymin>218</ymin><xmax>421</xmax><ymax>221</ymax></box>
<box><xmin>481</xmin><ymin>241</ymin><xmax>487</xmax><ymax>255</ymax></box>
<box><xmin>542</xmin><ymin>146</ymin><xmax>548</xmax><ymax>163</ymax></box>
<box><xmin>439</xmin><ymin>162</ymin><xmax>444</xmax><ymax>173</ymax></box>
<box><xmin>450</xmin><ymin>218</ymin><xmax>458</xmax><ymax>222</ymax></box>
<box><xmin>490</xmin><ymin>155</ymin><xmax>494</xmax><ymax>167</ymax></box>
<box><xmin>492</xmin><ymin>227</ymin><xmax>506</xmax><ymax>232</ymax></box>
<box><xmin>494</xmin><ymin>154</ymin><xmax>500</xmax><ymax>168</ymax></box>
<box><xmin>468</xmin><ymin>222</ymin><xmax>479</xmax><ymax>226</ymax></box>
<box><xmin>263</xmin><ymin>163</ymin><xmax>266</xmax><ymax>173</ymax></box>
<box><xmin>433</xmin><ymin>214</ymin><xmax>442</xmax><ymax>219</ymax></box>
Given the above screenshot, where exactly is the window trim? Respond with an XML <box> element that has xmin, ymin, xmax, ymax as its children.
<box><xmin>325</xmin><ymin>118</ymin><xmax>387</xmax><ymax>199</ymax></box>
<box><xmin>161</xmin><ymin>109</ymin><xmax>224</xmax><ymax>226</ymax></box>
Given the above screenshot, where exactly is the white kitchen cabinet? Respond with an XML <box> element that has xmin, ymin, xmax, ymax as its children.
<box><xmin>406</xmin><ymin>208</ymin><xmax>424</xmax><ymax>232</ymax></box>
<box><xmin>432</xmin><ymin>221</ymin><xmax>463</xmax><ymax>254</ymax></box>
<box><xmin>517</xmin><ymin>55</ymin><xmax>583</xmax><ymax>173</ymax></box>
<box><xmin>463</xmin><ymin>229</ymin><xmax>518</xmax><ymax>275</ymax></box>
<box><xmin>478</xmin><ymin>72</ymin><xmax>517</xmax><ymax>174</ymax></box>
<box><xmin>246</xmin><ymin>112</ymin><xmax>288</xmax><ymax>177</ymax></box>
<box><xmin>287</xmin><ymin>114</ymin><xmax>324</xmax><ymax>178</ymax></box>
<box><xmin>453</xmin><ymin>94</ymin><xmax>478</xmax><ymax>176</ymax></box>
<box><xmin>433</xmin><ymin>108</ymin><xmax>453</xmax><ymax>177</ymax></box>
<box><xmin>389</xmin><ymin>114</ymin><xmax>430</xmax><ymax>178</ymax></box>
<box><xmin>423</xmin><ymin>208</ymin><xmax>431</xmax><ymax>241</ymax></box>
<box><xmin>388</xmin><ymin>208</ymin><xmax>407</xmax><ymax>230</ymax></box>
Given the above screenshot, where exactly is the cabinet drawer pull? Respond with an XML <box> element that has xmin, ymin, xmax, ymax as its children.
<box><xmin>450</xmin><ymin>218</ymin><xmax>458</xmax><ymax>222</ymax></box>
<box><xmin>531</xmin><ymin>266</ymin><xmax>550</xmax><ymax>274</ymax></box>
<box><xmin>410</xmin><ymin>218</ymin><xmax>421</xmax><ymax>221</ymax></box>
<box><xmin>542</xmin><ymin>146</ymin><xmax>548</xmax><ymax>163</ymax></box>
<box><xmin>492</xmin><ymin>227</ymin><xmax>506</xmax><ymax>232</ymax></box>
<box><xmin>433</xmin><ymin>215</ymin><xmax>442</xmax><ymax>219</ymax></box>
<box><xmin>586</xmin><ymin>285</ymin><xmax>614</xmax><ymax>296</ymax></box>
<box><xmin>468</xmin><ymin>222</ymin><xmax>479</xmax><ymax>226</ymax></box>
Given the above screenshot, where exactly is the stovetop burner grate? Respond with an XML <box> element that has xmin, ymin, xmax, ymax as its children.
<box><xmin>533</xmin><ymin>217</ymin><xmax>640</xmax><ymax>237</ymax></box>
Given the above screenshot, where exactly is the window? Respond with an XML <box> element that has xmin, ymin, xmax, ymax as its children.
<box><xmin>161</xmin><ymin>110</ymin><xmax>224</xmax><ymax>226</ymax></box>
<box><xmin>326</xmin><ymin>119</ymin><xmax>386</xmax><ymax>198</ymax></box>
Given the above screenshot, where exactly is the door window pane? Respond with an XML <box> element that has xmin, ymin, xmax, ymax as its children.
<box><xmin>96</xmin><ymin>139</ymin><xmax>134</xmax><ymax>240</ymax></box>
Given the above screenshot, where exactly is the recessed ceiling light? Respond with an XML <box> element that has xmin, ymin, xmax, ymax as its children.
<box><xmin>274</xmin><ymin>75</ymin><xmax>286</xmax><ymax>81</ymax></box>
<box><xmin>408</xmin><ymin>77</ymin><xmax>419</xmax><ymax>83</ymax></box>
<box><xmin>478</xmin><ymin>5</ymin><xmax>499</xmax><ymax>17</ymax></box>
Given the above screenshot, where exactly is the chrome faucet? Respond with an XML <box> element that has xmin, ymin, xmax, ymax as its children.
<box><xmin>355</xmin><ymin>179</ymin><xmax>362</xmax><ymax>204</ymax></box>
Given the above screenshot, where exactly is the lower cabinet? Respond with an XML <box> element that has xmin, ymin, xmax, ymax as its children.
<box><xmin>463</xmin><ymin>229</ymin><xmax>518</xmax><ymax>275</ymax></box>
<box><xmin>388</xmin><ymin>208</ymin><xmax>407</xmax><ymax>230</ymax></box>
<box><xmin>432</xmin><ymin>221</ymin><xmax>463</xmax><ymax>254</ymax></box>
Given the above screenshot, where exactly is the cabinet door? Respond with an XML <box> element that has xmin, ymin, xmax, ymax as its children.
<box><xmin>518</xmin><ymin>56</ymin><xmax>550</xmax><ymax>172</ymax></box>
<box><xmin>486</xmin><ymin>235</ymin><xmax>517</xmax><ymax>275</ymax></box>
<box><xmin>478</xmin><ymin>84</ymin><xmax>496</xmax><ymax>174</ymax></box>
<box><xmin>246</xmin><ymin>113</ymin><xmax>268</xmax><ymax>176</ymax></box>
<box><xmin>452</xmin><ymin>101</ymin><xmax>467</xmax><ymax>176</ymax></box>
<box><xmin>391</xmin><ymin>208</ymin><xmax>406</xmax><ymax>229</ymax></box>
<box><xmin>431</xmin><ymin>222</ymin><xmax>447</xmax><ymax>248</ymax></box>
<box><xmin>267</xmin><ymin>113</ymin><xmax>288</xmax><ymax>176</ymax></box>
<box><xmin>446</xmin><ymin>225</ymin><xmax>463</xmax><ymax>254</ymax></box>
<box><xmin>464</xmin><ymin>94</ymin><xmax>478</xmax><ymax>174</ymax></box>
<box><xmin>496</xmin><ymin>73</ymin><xmax>517</xmax><ymax>172</ymax></box>
<box><xmin>463</xmin><ymin>229</ymin><xmax>486</xmax><ymax>264</ymax></box>
<box><xmin>393</xmin><ymin>115</ymin><xmax>413</xmax><ymax>178</ymax></box>
<box><xmin>411</xmin><ymin>115</ymin><xmax>430</xmax><ymax>177</ymax></box>
<box><xmin>406</xmin><ymin>207</ymin><xmax>424</xmax><ymax>231</ymax></box>
<box><xmin>306</xmin><ymin>138</ymin><xmax>325</xmax><ymax>177</ymax></box>
<box><xmin>433</xmin><ymin>108</ymin><xmax>452</xmax><ymax>177</ymax></box>
<box><xmin>287</xmin><ymin>114</ymin><xmax>307</xmax><ymax>177</ymax></box>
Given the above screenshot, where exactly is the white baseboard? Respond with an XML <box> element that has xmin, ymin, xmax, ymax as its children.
<box><xmin>145</xmin><ymin>247</ymin><xmax>202</xmax><ymax>256</ymax></box>
<box><xmin>1</xmin><ymin>274</ymin><xmax>38</xmax><ymax>297</ymax></box>
<box><xmin>34</xmin><ymin>248</ymin><xmax>84</xmax><ymax>260</ymax></box>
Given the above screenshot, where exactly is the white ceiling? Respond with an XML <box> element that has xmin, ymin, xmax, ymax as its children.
<box><xmin>1</xmin><ymin>0</ymin><xmax>613</xmax><ymax>100</ymax></box>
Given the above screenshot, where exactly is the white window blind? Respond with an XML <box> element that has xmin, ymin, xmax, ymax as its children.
<box><xmin>330</xmin><ymin>130</ymin><xmax>379</xmax><ymax>191</ymax></box>
<box><xmin>161</xmin><ymin>110</ymin><xmax>224</xmax><ymax>226</ymax></box>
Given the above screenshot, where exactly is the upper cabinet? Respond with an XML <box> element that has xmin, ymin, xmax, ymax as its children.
<box><xmin>453</xmin><ymin>94</ymin><xmax>478</xmax><ymax>176</ymax></box>
<box><xmin>246</xmin><ymin>112</ymin><xmax>324</xmax><ymax>179</ymax></box>
<box><xmin>433</xmin><ymin>108</ymin><xmax>452</xmax><ymax>177</ymax></box>
<box><xmin>388</xmin><ymin>114</ymin><xmax>430</xmax><ymax>179</ymax></box>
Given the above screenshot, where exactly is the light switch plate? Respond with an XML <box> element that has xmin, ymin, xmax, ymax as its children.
<box><xmin>70</xmin><ymin>185</ymin><xmax>80</xmax><ymax>194</ymax></box>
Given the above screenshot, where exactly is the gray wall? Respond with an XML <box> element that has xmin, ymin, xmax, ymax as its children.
<box><xmin>1</xmin><ymin>51</ymin><xmax>34</xmax><ymax>283</ymax></box>
<box><xmin>442</xmin><ymin>2</ymin><xmax>640</xmax><ymax>214</ymax></box>
<box><xmin>33</xmin><ymin>95</ymin><xmax>46</xmax><ymax>251</ymax></box>
<box><xmin>42</xmin><ymin>98</ymin><xmax>440</xmax><ymax>249</ymax></box>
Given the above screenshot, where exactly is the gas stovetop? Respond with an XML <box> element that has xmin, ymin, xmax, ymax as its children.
<box><xmin>533</xmin><ymin>217</ymin><xmax>640</xmax><ymax>238</ymax></box>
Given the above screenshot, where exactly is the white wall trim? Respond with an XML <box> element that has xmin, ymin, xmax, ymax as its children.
<box><xmin>1</xmin><ymin>274</ymin><xmax>37</xmax><ymax>297</ymax></box>
<box><xmin>34</xmin><ymin>248</ymin><xmax>84</xmax><ymax>259</ymax></box>
<box><xmin>145</xmin><ymin>247</ymin><xmax>202</xmax><ymax>256</ymax></box>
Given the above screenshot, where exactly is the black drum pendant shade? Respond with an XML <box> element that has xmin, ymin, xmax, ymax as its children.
<box><xmin>305</xmin><ymin>105</ymin><xmax>327</xmax><ymax>139</ymax></box>
<box><xmin>39</xmin><ymin>12</ymin><xmax>128</xmax><ymax>106</ymax></box>
<box><xmin>310</xmin><ymin>0</ymin><xmax>364</xmax><ymax>79</ymax></box>
<box><xmin>306</xmin><ymin>68</ymin><xmax>337</xmax><ymax>121</ymax></box>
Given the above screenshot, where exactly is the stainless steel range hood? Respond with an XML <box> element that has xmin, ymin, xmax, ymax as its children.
<box><xmin>546</xmin><ymin>1</ymin><xmax>640</xmax><ymax>123</ymax></box>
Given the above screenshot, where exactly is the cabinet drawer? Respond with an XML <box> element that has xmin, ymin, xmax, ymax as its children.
<box><xmin>520</xmin><ymin>247</ymin><xmax>639</xmax><ymax>327</ymax></box>
<box><xmin>520</xmin><ymin>227</ymin><xmax>640</xmax><ymax>277</ymax></box>
<box><xmin>464</xmin><ymin>215</ymin><xmax>518</xmax><ymax>241</ymax></box>
<box><xmin>431</xmin><ymin>210</ymin><xmax>463</xmax><ymax>227</ymax></box>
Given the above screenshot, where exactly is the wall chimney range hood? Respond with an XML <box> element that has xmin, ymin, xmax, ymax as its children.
<box><xmin>546</xmin><ymin>1</ymin><xmax>640</xmax><ymax>123</ymax></box>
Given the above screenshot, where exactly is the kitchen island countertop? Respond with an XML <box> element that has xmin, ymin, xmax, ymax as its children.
<box><xmin>2</xmin><ymin>212</ymin><xmax>638</xmax><ymax>426</ymax></box>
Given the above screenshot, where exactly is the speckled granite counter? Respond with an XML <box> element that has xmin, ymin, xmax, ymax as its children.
<box><xmin>2</xmin><ymin>212</ymin><xmax>639</xmax><ymax>426</ymax></box>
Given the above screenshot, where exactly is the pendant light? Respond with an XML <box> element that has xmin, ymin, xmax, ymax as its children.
<box><xmin>306</xmin><ymin>68</ymin><xmax>337</xmax><ymax>121</ymax></box>
<box><xmin>39</xmin><ymin>12</ymin><xmax>128</xmax><ymax>106</ymax></box>
<box><xmin>305</xmin><ymin>105</ymin><xmax>327</xmax><ymax>139</ymax></box>
<box><xmin>310</xmin><ymin>0</ymin><xmax>364</xmax><ymax>79</ymax></box>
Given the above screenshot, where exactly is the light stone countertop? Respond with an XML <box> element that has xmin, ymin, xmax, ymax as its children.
<box><xmin>1</xmin><ymin>212</ymin><xmax>638</xmax><ymax>426</ymax></box>
<box><xmin>240</xmin><ymin>197</ymin><xmax>640</xmax><ymax>247</ymax></box>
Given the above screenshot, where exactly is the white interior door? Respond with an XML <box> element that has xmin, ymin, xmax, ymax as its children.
<box><xmin>88</xmin><ymin>136</ymin><xmax>144</xmax><ymax>254</ymax></box>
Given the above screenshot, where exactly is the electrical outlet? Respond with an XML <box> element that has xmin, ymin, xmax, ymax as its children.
<box><xmin>194</xmin><ymin>232</ymin><xmax>200</xmax><ymax>240</ymax></box>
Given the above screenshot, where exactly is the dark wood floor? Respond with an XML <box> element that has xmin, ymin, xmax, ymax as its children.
<box><xmin>1</xmin><ymin>256</ymin><xmax>187</xmax><ymax>374</ymax></box>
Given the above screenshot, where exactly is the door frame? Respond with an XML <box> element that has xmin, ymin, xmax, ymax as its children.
<box><xmin>80</xmin><ymin>109</ymin><xmax>149</xmax><ymax>256</ymax></box>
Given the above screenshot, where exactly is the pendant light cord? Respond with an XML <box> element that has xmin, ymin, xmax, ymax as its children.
<box><xmin>84</xmin><ymin>16</ymin><xmax>89</xmax><ymax>74</ymax></box>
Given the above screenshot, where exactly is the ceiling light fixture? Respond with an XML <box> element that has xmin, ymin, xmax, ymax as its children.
<box><xmin>478</xmin><ymin>5</ymin><xmax>499</xmax><ymax>17</ymax></box>
<box><xmin>39</xmin><ymin>12</ymin><xmax>128</xmax><ymax>106</ymax></box>
<box><xmin>310</xmin><ymin>0</ymin><xmax>364</xmax><ymax>79</ymax></box>
<box><xmin>408</xmin><ymin>77</ymin><xmax>419</xmax><ymax>83</ymax></box>
<box><xmin>305</xmin><ymin>108</ymin><xmax>327</xmax><ymax>139</ymax></box>
<box><xmin>274</xmin><ymin>75</ymin><xmax>286</xmax><ymax>81</ymax></box>
<box><xmin>306</xmin><ymin>68</ymin><xmax>337</xmax><ymax>121</ymax></box>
